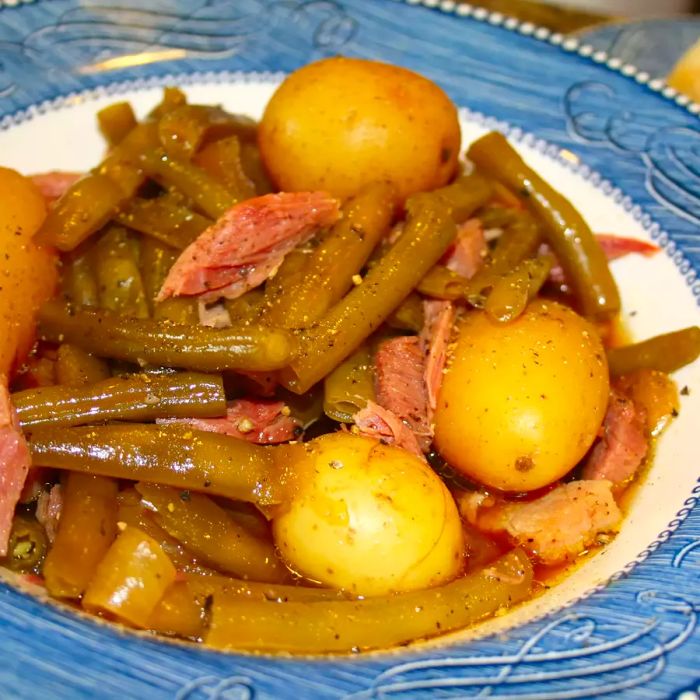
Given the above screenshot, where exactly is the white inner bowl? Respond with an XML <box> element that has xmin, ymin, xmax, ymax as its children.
<box><xmin>1</xmin><ymin>78</ymin><xmax>698</xmax><ymax>647</ymax></box>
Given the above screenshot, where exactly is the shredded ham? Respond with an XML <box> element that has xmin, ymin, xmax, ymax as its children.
<box><xmin>158</xmin><ymin>399</ymin><xmax>299</xmax><ymax>444</ymax></box>
<box><xmin>374</xmin><ymin>336</ymin><xmax>431</xmax><ymax>452</ymax></box>
<box><xmin>582</xmin><ymin>388</ymin><xmax>648</xmax><ymax>485</ymax></box>
<box><xmin>442</xmin><ymin>218</ymin><xmax>486</xmax><ymax>279</ymax></box>
<box><xmin>158</xmin><ymin>191</ymin><xmax>340</xmax><ymax>303</ymax></box>
<box><xmin>419</xmin><ymin>300</ymin><xmax>455</xmax><ymax>416</ymax></box>
<box><xmin>352</xmin><ymin>400</ymin><xmax>424</xmax><ymax>458</ymax></box>
<box><xmin>0</xmin><ymin>383</ymin><xmax>31</xmax><ymax>556</ymax></box>
<box><xmin>473</xmin><ymin>480</ymin><xmax>622</xmax><ymax>565</ymax></box>
<box><xmin>30</xmin><ymin>171</ymin><xmax>81</xmax><ymax>203</ymax></box>
<box><xmin>197</xmin><ymin>301</ymin><xmax>232</xmax><ymax>328</ymax></box>
<box><xmin>35</xmin><ymin>484</ymin><xmax>63</xmax><ymax>543</ymax></box>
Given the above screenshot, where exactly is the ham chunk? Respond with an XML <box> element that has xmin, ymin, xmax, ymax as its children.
<box><xmin>474</xmin><ymin>480</ymin><xmax>622</xmax><ymax>565</ymax></box>
<box><xmin>158</xmin><ymin>399</ymin><xmax>299</xmax><ymax>444</ymax></box>
<box><xmin>374</xmin><ymin>336</ymin><xmax>431</xmax><ymax>452</ymax></box>
<box><xmin>419</xmin><ymin>300</ymin><xmax>455</xmax><ymax>415</ymax></box>
<box><xmin>31</xmin><ymin>171</ymin><xmax>81</xmax><ymax>204</ymax></box>
<box><xmin>158</xmin><ymin>191</ymin><xmax>340</xmax><ymax>303</ymax></box>
<box><xmin>442</xmin><ymin>218</ymin><xmax>486</xmax><ymax>279</ymax></box>
<box><xmin>35</xmin><ymin>484</ymin><xmax>62</xmax><ymax>543</ymax></box>
<box><xmin>582</xmin><ymin>389</ymin><xmax>648</xmax><ymax>485</ymax></box>
<box><xmin>352</xmin><ymin>400</ymin><xmax>424</xmax><ymax>458</ymax></box>
<box><xmin>0</xmin><ymin>384</ymin><xmax>31</xmax><ymax>556</ymax></box>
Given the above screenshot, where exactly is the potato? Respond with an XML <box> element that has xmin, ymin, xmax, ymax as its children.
<box><xmin>273</xmin><ymin>432</ymin><xmax>463</xmax><ymax>596</ymax></box>
<box><xmin>0</xmin><ymin>168</ymin><xmax>57</xmax><ymax>378</ymax></box>
<box><xmin>259</xmin><ymin>57</ymin><xmax>461</xmax><ymax>202</ymax></box>
<box><xmin>434</xmin><ymin>300</ymin><xmax>609</xmax><ymax>492</ymax></box>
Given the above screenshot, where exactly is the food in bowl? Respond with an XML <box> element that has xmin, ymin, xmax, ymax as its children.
<box><xmin>0</xmin><ymin>57</ymin><xmax>697</xmax><ymax>653</ymax></box>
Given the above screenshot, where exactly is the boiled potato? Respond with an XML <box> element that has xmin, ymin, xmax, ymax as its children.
<box><xmin>273</xmin><ymin>432</ymin><xmax>463</xmax><ymax>596</ymax></box>
<box><xmin>0</xmin><ymin>168</ymin><xmax>57</xmax><ymax>378</ymax></box>
<box><xmin>434</xmin><ymin>300</ymin><xmax>609</xmax><ymax>492</ymax></box>
<box><xmin>259</xmin><ymin>57</ymin><xmax>461</xmax><ymax>202</ymax></box>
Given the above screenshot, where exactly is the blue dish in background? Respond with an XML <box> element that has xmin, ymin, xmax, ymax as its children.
<box><xmin>0</xmin><ymin>1</ymin><xmax>699</xmax><ymax>698</ymax></box>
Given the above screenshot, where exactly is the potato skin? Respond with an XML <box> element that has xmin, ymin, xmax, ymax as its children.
<box><xmin>0</xmin><ymin>168</ymin><xmax>57</xmax><ymax>377</ymax></box>
<box><xmin>434</xmin><ymin>300</ymin><xmax>609</xmax><ymax>492</ymax></box>
<box><xmin>259</xmin><ymin>57</ymin><xmax>461</xmax><ymax>202</ymax></box>
<box><xmin>273</xmin><ymin>432</ymin><xmax>463</xmax><ymax>596</ymax></box>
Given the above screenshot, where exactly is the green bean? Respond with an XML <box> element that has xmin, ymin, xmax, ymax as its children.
<box><xmin>607</xmin><ymin>326</ymin><xmax>700</xmax><ymax>377</ymax></box>
<box><xmin>468</xmin><ymin>132</ymin><xmax>620</xmax><ymax>318</ymax></box>
<box><xmin>323</xmin><ymin>345</ymin><xmax>375</xmax><ymax>423</ymax></box>
<box><xmin>34</xmin><ymin>174</ymin><xmax>127</xmax><ymax>251</ymax></box>
<box><xmin>485</xmin><ymin>255</ymin><xmax>554</xmax><ymax>323</ymax></box>
<box><xmin>207</xmin><ymin>548</ymin><xmax>533</xmax><ymax>652</ymax></box>
<box><xmin>239</xmin><ymin>141</ymin><xmax>274</xmax><ymax>195</ymax></box>
<box><xmin>417</xmin><ymin>265</ymin><xmax>468</xmax><ymax>300</ymax></box>
<box><xmin>139</xmin><ymin>149</ymin><xmax>237</xmax><ymax>219</ymax></box>
<box><xmin>277</xmin><ymin>386</ymin><xmax>324</xmax><ymax>430</ymax></box>
<box><xmin>95</xmin><ymin>227</ymin><xmax>149</xmax><ymax>318</ymax></box>
<box><xmin>136</xmin><ymin>483</ymin><xmax>288</xmax><ymax>583</ymax></box>
<box><xmin>38</xmin><ymin>300</ymin><xmax>297</xmax><ymax>372</ymax></box>
<box><xmin>463</xmin><ymin>210</ymin><xmax>543</xmax><ymax>306</ymax></box>
<box><xmin>115</xmin><ymin>195</ymin><xmax>211</xmax><ymax>249</ymax></box>
<box><xmin>261</xmin><ymin>182</ymin><xmax>396</xmax><ymax>328</ymax></box>
<box><xmin>1</xmin><ymin>514</ymin><xmax>47</xmax><ymax>574</ymax></box>
<box><xmin>55</xmin><ymin>344</ymin><xmax>110</xmax><ymax>386</ymax></box>
<box><xmin>61</xmin><ymin>242</ymin><xmax>99</xmax><ymax>308</ymax></box>
<box><xmin>97</xmin><ymin>101</ymin><xmax>137</xmax><ymax>147</ymax></box>
<box><xmin>193</xmin><ymin>136</ymin><xmax>256</xmax><ymax>200</ymax></box>
<box><xmin>13</xmin><ymin>371</ymin><xmax>225</xmax><ymax>429</ymax></box>
<box><xmin>386</xmin><ymin>292</ymin><xmax>425</xmax><ymax>332</ymax></box>
<box><xmin>258</xmin><ymin>249</ymin><xmax>311</xmax><ymax>321</ymax></box>
<box><xmin>159</xmin><ymin>105</ymin><xmax>257</xmax><ymax>160</ymax></box>
<box><xmin>148</xmin><ymin>87</ymin><xmax>187</xmax><ymax>120</ymax></box>
<box><xmin>225</xmin><ymin>288</ymin><xmax>266</xmax><ymax>325</ymax></box>
<box><xmin>28</xmin><ymin>424</ymin><xmax>284</xmax><ymax>506</ymax></box>
<box><xmin>98</xmin><ymin>121</ymin><xmax>159</xmax><ymax>194</ymax></box>
<box><xmin>433</xmin><ymin>174</ymin><xmax>494</xmax><ymax>223</ymax></box>
<box><xmin>282</xmin><ymin>191</ymin><xmax>473</xmax><ymax>393</ymax></box>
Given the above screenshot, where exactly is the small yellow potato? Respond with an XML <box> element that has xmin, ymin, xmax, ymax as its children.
<box><xmin>273</xmin><ymin>432</ymin><xmax>463</xmax><ymax>596</ymax></box>
<box><xmin>434</xmin><ymin>300</ymin><xmax>609</xmax><ymax>492</ymax></box>
<box><xmin>259</xmin><ymin>57</ymin><xmax>461</xmax><ymax>202</ymax></box>
<box><xmin>0</xmin><ymin>167</ymin><xmax>57</xmax><ymax>377</ymax></box>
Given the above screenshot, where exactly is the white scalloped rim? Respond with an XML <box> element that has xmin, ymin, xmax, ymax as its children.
<box><xmin>0</xmin><ymin>71</ymin><xmax>698</xmax><ymax>658</ymax></box>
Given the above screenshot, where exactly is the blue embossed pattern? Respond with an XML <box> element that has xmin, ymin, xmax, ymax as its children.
<box><xmin>0</xmin><ymin>1</ymin><xmax>698</xmax><ymax>698</ymax></box>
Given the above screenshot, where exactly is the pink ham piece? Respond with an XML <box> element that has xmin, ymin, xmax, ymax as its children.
<box><xmin>442</xmin><ymin>218</ymin><xmax>486</xmax><ymax>279</ymax></box>
<box><xmin>31</xmin><ymin>172</ymin><xmax>81</xmax><ymax>204</ymax></box>
<box><xmin>159</xmin><ymin>399</ymin><xmax>299</xmax><ymax>444</ymax></box>
<box><xmin>472</xmin><ymin>480</ymin><xmax>622</xmax><ymax>565</ymax></box>
<box><xmin>582</xmin><ymin>389</ymin><xmax>648</xmax><ymax>486</ymax></box>
<box><xmin>596</xmin><ymin>234</ymin><xmax>660</xmax><ymax>261</ymax></box>
<box><xmin>35</xmin><ymin>484</ymin><xmax>63</xmax><ymax>543</ymax></box>
<box><xmin>374</xmin><ymin>336</ymin><xmax>432</xmax><ymax>452</ymax></box>
<box><xmin>0</xmin><ymin>383</ymin><xmax>31</xmax><ymax>556</ymax></box>
<box><xmin>419</xmin><ymin>300</ymin><xmax>455</xmax><ymax>416</ymax></box>
<box><xmin>158</xmin><ymin>191</ymin><xmax>340</xmax><ymax>303</ymax></box>
<box><xmin>352</xmin><ymin>400</ymin><xmax>424</xmax><ymax>458</ymax></box>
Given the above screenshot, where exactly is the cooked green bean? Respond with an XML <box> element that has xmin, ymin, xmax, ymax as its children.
<box><xmin>38</xmin><ymin>300</ymin><xmax>297</xmax><ymax>372</ymax></box>
<box><xmin>485</xmin><ymin>255</ymin><xmax>554</xmax><ymax>323</ymax></box>
<box><xmin>258</xmin><ymin>249</ymin><xmax>311</xmax><ymax>321</ymax></box>
<box><xmin>239</xmin><ymin>141</ymin><xmax>274</xmax><ymax>195</ymax></box>
<box><xmin>95</xmin><ymin>227</ymin><xmax>149</xmax><ymax>318</ymax></box>
<box><xmin>323</xmin><ymin>345</ymin><xmax>375</xmax><ymax>423</ymax></box>
<box><xmin>261</xmin><ymin>182</ymin><xmax>396</xmax><ymax>328</ymax></box>
<box><xmin>225</xmin><ymin>289</ymin><xmax>266</xmax><ymax>325</ymax></box>
<box><xmin>61</xmin><ymin>242</ymin><xmax>99</xmax><ymax>308</ymax></box>
<box><xmin>193</xmin><ymin>136</ymin><xmax>256</xmax><ymax>200</ymax></box>
<box><xmin>386</xmin><ymin>292</ymin><xmax>425</xmax><ymax>332</ymax></box>
<box><xmin>158</xmin><ymin>104</ymin><xmax>257</xmax><ymax>159</ymax></box>
<box><xmin>13</xmin><ymin>371</ymin><xmax>225</xmax><ymax>429</ymax></box>
<box><xmin>28</xmin><ymin>424</ymin><xmax>284</xmax><ymax>506</ymax></box>
<box><xmin>115</xmin><ymin>195</ymin><xmax>211</xmax><ymax>249</ymax></box>
<box><xmin>607</xmin><ymin>326</ymin><xmax>700</xmax><ymax>377</ymax></box>
<box><xmin>207</xmin><ymin>548</ymin><xmax>533</xmax><ymax>652</ymax></box>
<box><xmin>55</xmin><ymin>344</ymin><xmax>110</xmax><ymax>386</ymax></box>
<box><xmin>139</xmin><ymin>149</ymin><xmax>237</xmax><ymax>219</ymax></box>
<box><xmin>417</xmin><ymin>265</ymin><xmax>469</xmax><ymax>300</ymax></box>
<box><xmin>97</xmin><ymin>101</ymin><xmax>137</xmax><ymax>147</ymax></box>
<box><xmin>468</xmin><ymin>132</ymin><xmax>620</xmax><ymax>318</ymax></box>
<box><xmin>148</xmin><ymin>87</ymin><xmax>187</xmax><ymax>120</ymax></box>
<box><xmin>282</xmin><ymin>191</ymin><xmax>472</xmax><ymax>393</ymax></box>
<box><xmin>433</xmin><ymin>173</ymin><xmax>494</xmax><ymax>223</ymax></box>
<box><xmin>35</xmin><ymin>174</ymin><xmax>127</xmax><ymax>251</ymax></box>
<box><xmin>136</xmin><ymin>483</ymin><xmax>288</xmax><ymax>583</ymax></box>
<box><xmin>1</xmin><ymin>514</ymin><xmax>47</xmax><ymax>574</ymax></box>
<box><xmin>98</xmin><ymin>121</ymin><xmax>159</xmax><ymax>194</ymax></box>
